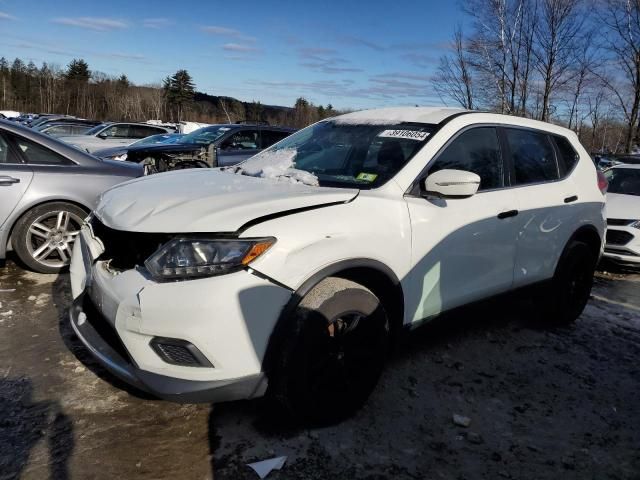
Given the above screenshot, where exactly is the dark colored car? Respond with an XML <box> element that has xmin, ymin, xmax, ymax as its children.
<box><xmin>93</xmin><ymin>133</ymin><xmax>184</xmax><ymax>160</ymax></box>
<box><xmin>0</xmin><ymin>119</ymin><xmax>143</xmax><ymax>273</ymax></box>
<box><xmin>125</xmin><ymin>123</ymin><xmax>296</xmax><ymax>173</ymax></box>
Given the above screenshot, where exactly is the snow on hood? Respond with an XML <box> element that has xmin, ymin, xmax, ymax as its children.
<box><xmin>223</xmin><ymin>148</ymin><xmax>319</xmax><ymax>186</ymax></box>
<box><xmin>94</xmin><ymin>168</ymin><xmax>356</xmax><ymax>233</ymax></box>
<box><xmin>606</xmin><ymin>192</ymin><xmax>640</xmax><ymax>219</ymax></box>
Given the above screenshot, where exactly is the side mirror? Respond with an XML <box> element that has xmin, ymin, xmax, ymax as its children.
<box><xmin>97</xmin><ymin>132</ymin><xmax>107</xmax><ymax>139</ymax></box>
<box><xmin>421</xmin><ymin>169</ymin><xmax>481</xmax><ymax>198</ymax></box>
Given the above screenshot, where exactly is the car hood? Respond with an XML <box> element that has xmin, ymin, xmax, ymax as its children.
<box><xmin>93</xmin><ymin>146</ymin><xmax>127</xmax><ymax>158</ymax></box>
<box><xmin>606</xmin><ymin>192</ymin><xmax>640</xmax><ymax>219</ymax></box>
<box><xmin>94</xmin><ymin>169</ymin><xmax>358</xmax><ymax>233</ymax></box>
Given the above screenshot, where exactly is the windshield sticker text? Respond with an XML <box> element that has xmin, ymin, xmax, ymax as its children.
<box><xmin>378</xmin><ymin>129</ymin><xmax>429</xmax><ymax>141</ymax></box>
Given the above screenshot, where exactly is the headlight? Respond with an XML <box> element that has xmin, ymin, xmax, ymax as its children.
<box><xmin>112</xmin><ymin>153</ymin><xmax>127</xmax><ymax>161</ymax></box>
<box><xmin>145</xmin><ymin>237</ymin><xmax>275</xmax><ymax>280</ymax></box>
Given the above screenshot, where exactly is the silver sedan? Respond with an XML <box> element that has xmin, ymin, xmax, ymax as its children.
<box><xmin>0</xmin><ymin>119</ymin><xmax>143</xmax><ymax>273</ymax></box>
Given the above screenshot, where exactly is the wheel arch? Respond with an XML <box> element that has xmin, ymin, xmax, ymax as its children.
<box><xmin>553</xmin><ymin>224</ymin><xmax>603</xmax><ymax>275</ymax></box>
<box><xmin>262</xmin><ymin>258</ymin><xmax>405</xmax><ymax>376</ymax></box>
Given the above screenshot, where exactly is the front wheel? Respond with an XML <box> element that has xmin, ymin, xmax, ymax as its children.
<box><xmin>268</xmin><ymin>277</ymin><xmax>389</xmax><ymax>425</ymax></box>
<box><xmin>12</xmin><ymin>202</ymin><xmax>87</xmax><ymax>273</ymax></box>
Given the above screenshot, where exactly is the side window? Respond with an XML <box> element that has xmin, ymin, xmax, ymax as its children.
<box><xmin>261</xmin><ymin>130</ymin><xmax>291</xmax><ymax>149</ymax></box>
<box><xmin>72</xmin><ymin>126</ymin><xmax>89</xmax><ymax>135</ymax></box>
<box><xmin>553</xmin><ymin>135</ymin><xmax>579</xmax><ymax>174</ymax></box>
<box><xmin>131</xmin><ymin>125</ymin><xmax>165</xmax><ymax>138</ymax></box>
<box><xmin>11</xmin><ymin>134</ymin><xmax>74</xmax><ymax>165</ymax></box>
<box><xmin>505</xmin><ymin>128</ymin><xmax>559</xmax><ymax>185</ymax></box>
<box><xmin>221</xmin><ymin>130</ymin><xmax>259</xmax><ymax>150</ymax></box>
<box><xmin>0</xmin><ymin>133</ymin><xmax>21</xmax><ymax>164</ymax></box>
<box><xmin>101</xmin><ymin>125</ymin><xmax>130</xmax><ymax>138</ymax></box>
<box><xmin>429</xmin><ymin>127</ymin><xmax>504</xmax><ymax>191</ymax></box>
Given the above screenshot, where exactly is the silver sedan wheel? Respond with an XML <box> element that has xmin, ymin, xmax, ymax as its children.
<box><xmin>24</xmin><ymin>210</ymin><xmax>83</xmax><ymax>269</ymax></box>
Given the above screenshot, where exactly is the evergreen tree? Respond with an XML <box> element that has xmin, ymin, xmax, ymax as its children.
<box><xmin>163</xmin><ymin>69</ymin><xmax>195</xmax><ymax>121</ymax></box>
<box><xmin>65</xmin><ymin>59</ymin><xmax>90</xmax><ymax>82</ymax></box>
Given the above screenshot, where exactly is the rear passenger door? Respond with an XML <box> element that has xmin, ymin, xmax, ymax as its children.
<box><xmin>217</xmin><ymin>129</ymin><xmax>261</xmax><ymax>166</ymax></box>
<box><xmin>504</xmin><ymin>127</ymin><xmax>579</xmax><ymax>287</ymax></box>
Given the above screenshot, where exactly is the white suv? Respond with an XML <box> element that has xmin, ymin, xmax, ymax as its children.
<box><xmin>69</xmin><ymin>107</ymin><xmax>606</xmax><ymax>424</ymax></box>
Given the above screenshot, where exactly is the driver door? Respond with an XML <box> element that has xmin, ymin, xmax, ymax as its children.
<box><xmin>403</xmin><ymin>126</ymin><xmax>518</xmax><ymax>323</ymax></box>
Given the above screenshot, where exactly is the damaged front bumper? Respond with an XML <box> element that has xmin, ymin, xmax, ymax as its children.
<box><xmin>68</xmin><ymin>225</ymin><xmax>292</xmax><ymax>403</ymax></box>
<box><xmin>69</xmin><ymin>293</ymin><xmax>267</xmax><ymax>403</ymax></box>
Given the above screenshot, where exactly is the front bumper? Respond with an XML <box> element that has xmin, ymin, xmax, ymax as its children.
<box><xmin>69</xmin><ymin>293</ymin><xmax>267</xmax><ymax>402</ymax></box>
<box><xmin>603</xmin><ymin>226</ymin><xmax>640</xmax><ymax>265</ymax></box>
<box><xmin>69</xmin><ymin>226</ymin><xmax>292</xmax><ymax>403</ymax></box>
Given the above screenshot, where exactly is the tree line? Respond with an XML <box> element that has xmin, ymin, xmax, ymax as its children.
<box><xmin>433</xmin><ymin>0</ymin><xmax>640</xmax><ymax>154</ymax></box>
<box><xmin>0</xmin><ymin>57</ymin><xmax>336</xmax><ymax>128</ymax></box>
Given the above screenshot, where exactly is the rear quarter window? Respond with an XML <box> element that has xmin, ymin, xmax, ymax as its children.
<box><xmin>553</xmin><ymin>135</ymin><xmax>579</xmax><ymax>174</ymax></box>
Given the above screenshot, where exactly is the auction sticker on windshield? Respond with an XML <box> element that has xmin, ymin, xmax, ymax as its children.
<box><xmin>378</xmin><ymin>129</ymin><xmax>429</xmax><ymax>141</ymax></box>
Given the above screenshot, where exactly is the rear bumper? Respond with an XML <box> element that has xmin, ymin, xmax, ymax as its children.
<box><xmin>69</xmin><ymin>292</ymin><xmax>267</xmax><ymax>403</ymax></box>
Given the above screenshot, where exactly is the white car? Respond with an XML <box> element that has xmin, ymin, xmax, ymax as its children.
<box><xmin>57</xmin><ymin>122</ymin><xmax>171</xmax><ymax>153</ymax></box>
<box><xmin>603</xmin><ymin>164</ymin><xmax>640</xmax><ymax>264</ymax></box>
<box><xmin>69</xmin><ymin>107</ymin><xmax>606</xmax><ymax>424</ymax></box>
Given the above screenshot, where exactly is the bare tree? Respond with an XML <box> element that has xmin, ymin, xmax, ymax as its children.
<box><xmin>597</xmin><ymin>0</ymin><xmax>640</xmax><ymax>152</ymax></box>
<box><xmin>434</xmin><ymin>27</ymin><xmax>475</xmax><ymax>108</ymax></box>
<box><xmin>533</xmin><ymin>0</ymin><xmax>585</xmax><ymax>121</ymax></box>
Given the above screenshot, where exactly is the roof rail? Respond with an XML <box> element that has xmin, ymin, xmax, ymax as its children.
<box><xmin>235</xmin><ymin>120</ymin><xmax>270</xmax><ymax>126</ymax></box>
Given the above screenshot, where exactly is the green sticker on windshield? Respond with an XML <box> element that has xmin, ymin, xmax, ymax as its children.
<box><xmin>356</xmin><ymin>172</ymin><xmax>378</xmax><ymax>182</ymax></box>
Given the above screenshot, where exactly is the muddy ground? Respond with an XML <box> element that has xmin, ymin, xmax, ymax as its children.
<box><xmin>0</xmin><ymin>256</ymin><xmax>639</xmax><ymax>480</ymax></box>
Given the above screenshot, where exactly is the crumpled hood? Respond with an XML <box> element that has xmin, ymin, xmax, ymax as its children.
<box><xmin>94</xmin><ymin>169</ymin><xmax>358</xmax><ymax>233</ymax></box>
<box><xmin>606</xmin><ymin>192</ymin><xmax>640</xmax><ymax>219</ymax></box>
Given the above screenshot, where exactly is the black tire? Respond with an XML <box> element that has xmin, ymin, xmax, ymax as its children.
<box><xmin>268</xmin><ymin>277</ymin><xmax>389</xmax><ymax>425</ymax></box>
<box><xmin>12</xmin><ymin>202</ymin><xmax>88</xmax><ymax>274</ymax></box>
<box><xmin>541</xmin><ymin>240</ymin><xmax>598</xmax><ymax>325</ymax></box>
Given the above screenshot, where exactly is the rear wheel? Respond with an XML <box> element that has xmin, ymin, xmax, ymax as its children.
<box><xmin>12</xmin><ymin>202</ymin><xmax>87</xmax><ymax>273</ymax></box>
<box><xmin>540</xmin><ymin>240</ymin><xmax>598</xmax><ymax>325</ymax></box>
<box><xmin>268</xmin><ymin>277</ymin><xmax>389</xmax><ymax>425</ymax></box>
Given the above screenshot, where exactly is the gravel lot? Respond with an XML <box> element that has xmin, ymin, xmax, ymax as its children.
<box><xmin>1</xmin><ymin>257</ymin><xmax>639</xmax><ymax>480</ymax></box>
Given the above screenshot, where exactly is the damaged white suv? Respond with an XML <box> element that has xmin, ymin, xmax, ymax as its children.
<box><xmin>70</xmin><ymin>107</ymin><xmax>606</xmax><ymax>423</ymax></box>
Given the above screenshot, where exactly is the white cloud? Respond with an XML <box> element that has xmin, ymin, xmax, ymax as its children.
<box><xmin>143</xmin><ymin>18</ymin><xmax>171</xmax><ymax>29</ymax></box>
<box><xmin>201</xmin><ymin>25</ymin><xmax>256</xmax><ymax>42</ymax></box>
<box><xmin>0</xmin><ymin>11</ymin><xmax>16</xmax><ymax>20</ymax></box>
<box><xmin>223</xmin><ymin>43</ymin><xmax>260</xmax><ymax>53</ymax></box>
<box><xmin>52</xmin><ymin>17</ymin><xmax>128</xmax><ymax>31</ymax></box>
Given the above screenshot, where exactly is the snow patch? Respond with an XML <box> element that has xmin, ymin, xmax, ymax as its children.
<box><xmin>332</xmin><ymin>106</ymin><xmax>467</xmax><ymax>125</ymax></box>
<box><xmin>225</xmin><ymin>148</ymin><xmax>319</xmax><ymax>186</ymax></box>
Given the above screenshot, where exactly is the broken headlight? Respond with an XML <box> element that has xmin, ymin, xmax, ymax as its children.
<box><xmin>145</xmin><ymin>237</ymin><xmax>275</xmax><ymax>281</ymax></box>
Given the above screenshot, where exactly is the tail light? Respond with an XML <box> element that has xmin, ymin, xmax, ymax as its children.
<box><xmin>597</xmin><ymin>170</ymin><xmax>608</xmax><ymax>194</ymax></box>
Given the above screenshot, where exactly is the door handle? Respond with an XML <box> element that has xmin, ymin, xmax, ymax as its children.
<box><xmin>497</xmin><ymin>209</ymin><xmax>519</xmax><ymax>219</ymax></box>
<box><xmin>0</xmin><ymin>176</ymin><xmax>20</xmax><ymax>186</ymax></box>
<box><xmin>564</xmin><ymin>195</ymin><xmax>578</xmax><ymax>203</ymax></box>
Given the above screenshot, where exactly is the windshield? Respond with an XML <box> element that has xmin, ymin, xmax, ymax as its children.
<box><xmin>85</xmin><ymin>124</ymin><xmax>107</xmax><ymax>136</ymax></box>
<box><xmin>131</xmin><ymin>133</ymin><xmax>182</xmax><ymax>146</ymax></box>
<box><xmin>605</xmin><ymin>168</ymin><xmax>640</xmax><ymax>196</ymax></box>
<box><xmin>179</xmin><ymin>126</ymin><xmax>232</xmax><ymax>145</ymax></box>
<box><xmin>232</xmin><ymin>120</ymin><xmax>435</xmax><ymax>188</ymax></box>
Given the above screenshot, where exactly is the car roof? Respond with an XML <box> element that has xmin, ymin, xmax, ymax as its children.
<box><xmin>331</xmin><ymin>106</ymin><xmax>579</xmax><ymax>136</ymax></box>
<box><xmin>332</xmin><ymin>107</ymin><xmax>469</xmax><ymax>125</ymax></box>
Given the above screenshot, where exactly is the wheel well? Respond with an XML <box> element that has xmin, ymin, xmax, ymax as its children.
<box><xmin>331</xmin><ymin>267</ymin><xmax>404</xmax><ymax>336</ymax></box>
<box><xmin>6</xmin><ymin>199</ymin><xmax>91</xmax><ymax>249</ymax></box>
<box><xmin>262</xmin><ymin>262</ymin><xmax>405</xmax><ymax>377</ymax></box>
<box><xmin>570</xmin><ymin>225</ymin><xmax>602</xmax><ymax>259</ymax></box>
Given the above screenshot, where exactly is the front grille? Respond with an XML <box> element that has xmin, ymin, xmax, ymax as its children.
<box><xmin>90</xmin><ymin>217</ymin><xmax>170</xmax><ymax>271</ymax></box>
<box><xmin>83</xmin><ymin>295</ymin><xmax>131</xmax><ymax>363</ymax></box>
<box><xmin>607</xmin><ymin>218</ymin><xmax>634</xmax><ymax>226</ymax></box>
<box><xmin>606</xmin><ymin>229</ymin><xmax>634</xmax><ymax>246</ymax></box>
<box><xmin>604</xmin><ymin>247</ymin><xmax>639</xmax><ymax>256</ymax></box>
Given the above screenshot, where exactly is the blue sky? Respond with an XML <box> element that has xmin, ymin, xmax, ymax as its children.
<box><xmin>0</xmin><ymin>0</ymin><xmax>464</xmax><ymax>109</ymax></box>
